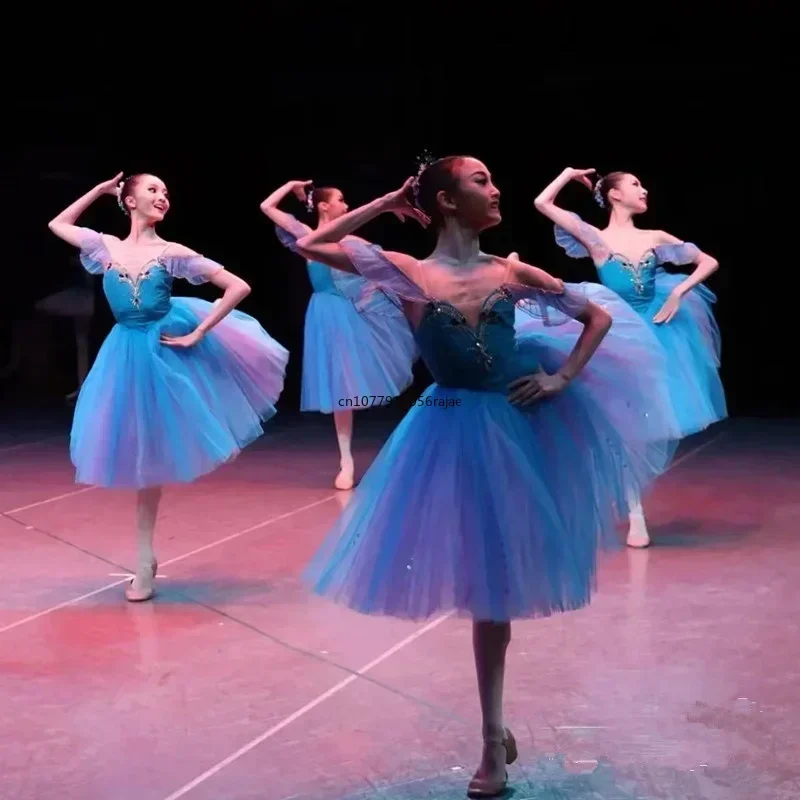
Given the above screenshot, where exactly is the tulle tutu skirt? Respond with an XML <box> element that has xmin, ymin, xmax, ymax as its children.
<box><xmin>71</xmin><ymin>297</ymin><xmax>288</xmax><ymax>489</ymax></box>
<box><xmin>643</xmin><ymin>274</ymin><xmax>727</xmax><ymax>436</ymax></box>
<box><xmin>301</xmin><ymin>291</ymin><xmax>417</xmax><ymax>413</ymax></box>
<box><xmin>518</xmin><ymin>277</ymin><xmax>725</xmax><ymax>439</ymax></box>
<box><xmin>515</xmin><ymin>282</ymin><xmax>683</xmax><ymax>471</ymax></box>
<box><xmin>304</xmin><ymin>332</ymin><xmax>674</xmax><ymax>622</ymax></box>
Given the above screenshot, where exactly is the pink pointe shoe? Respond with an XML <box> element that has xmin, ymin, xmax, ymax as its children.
<box><xmin>125</xmin><ymin>559</ymin><xmax>158</xmax><ymax>602</ymax></box>
<box><xmin>334</xmin><ymin>461</ymin><xmax>355</xmax><ymax>491</ymax></box>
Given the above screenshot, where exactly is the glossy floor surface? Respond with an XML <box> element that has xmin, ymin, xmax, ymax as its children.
<box><xmin>1</xmin><ymin>413</ymin><xmax>798</xmax><ymax>799</ymax></box>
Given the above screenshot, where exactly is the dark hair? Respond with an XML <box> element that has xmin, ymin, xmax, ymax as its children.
<box><xmin>118</xmin><ymin>174</ymin><xmax>144</xmax><ymax>215</ymax></box>
<box><xmin>309</xmin><ymin>187</ymin><xmax>338</xmax><ymax>214</ymax></box>
<box><xmin>596</xmin><ymin>171</ymin><xmax>628</xmax><ymax>210</ymax></box>
<box><xmin>414</xmin><ymin>156</ymin><xmax>468</xmax><ymax>229</ymax></box>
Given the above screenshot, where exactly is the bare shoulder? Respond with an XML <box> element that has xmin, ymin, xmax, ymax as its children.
<box><xmin>383</xmin><ymin>248</ymin><xmax>421</xmax><ymax>275</ymax></box>
<box><xmin>99</xmin><ymin>232</ymin><xmax>122</xmax><ymax>245</ymax></box>
<box><xmin>163</xmin><ymin>242</ymin><xmax>200</xmax><ymax>258</ymax></box>
<box><xmin>491</xmin><ymin>254</ymin><xmax>516</xmax><ymax>277</ymax></box>
<box><xmin>649</xmin><ymin>229</ymin><xmax>682</xmax><ymax>245</ymax></box>
<box><xmin>501</xmin><ymin>255</ymin><xmax>564</xmax><ymax>293</ymax></box>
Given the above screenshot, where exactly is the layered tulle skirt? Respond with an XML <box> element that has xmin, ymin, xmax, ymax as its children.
<box><xmin>71</xmin><ymin>297</ymin><xmax>288</xmax><ymax>489</ymax></box>
<box><xmin>515</xmin><ymin>281</ymin><xmax>684</xmax><ymax>463</ymax></box>
<box><xmin>301</xmin><ymin>291</ymin><xmax>417</xmax><ymax>413</ymax></box>
<box><xmin>304</xmin><ymin>328</ymin><xmax>679</xmax><ymax>622</ymax></box>
<box><xmin>640</xmin><ymin>274</ymin><xmax>727</xmax><ymax>436</ymax></box>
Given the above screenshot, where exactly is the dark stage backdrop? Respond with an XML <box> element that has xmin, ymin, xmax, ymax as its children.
<box><xmin>1</xmin><ymin>50</ymin><xmax>792</xmax><ymax>417</ymax></box>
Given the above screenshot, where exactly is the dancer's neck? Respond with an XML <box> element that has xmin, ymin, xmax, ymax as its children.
<box><xmin>431</xmin><ymin>220</ymin><xmax>481</xmax><ymax>264</ymax></box>
<box><xmin>606</xmin><ymin>206</ymin><xmax>636</xmax><ymax>230</ymax></box>
<box><xmin>125</xmin><ymin>217</ymin><xmax>162</xmax><ymax>244</ymax></box>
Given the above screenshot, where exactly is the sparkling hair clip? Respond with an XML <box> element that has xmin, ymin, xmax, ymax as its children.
<box><xmin>305</xmin><ymin>185</ymin><xmax>315</xmax><ymax>214</ymax></box>
<box><xmin>115</xmin><ymin>180</ymin><xmax>127</xmax><ymax>213</ymax></box>
<box><xmin>593</xmin><ymin>178</ymin><xmax>605</xmax><ymax>209</ymax></box>
<box><xmin>411</xmin><ymin>149</ymin><xmax>436</xmax><ymax>204</ymax></box>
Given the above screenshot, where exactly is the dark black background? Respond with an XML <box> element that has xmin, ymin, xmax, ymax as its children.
<box><xmin>1</xmin><ymin>8</ymin><xmax>792</xmax><ymax>417</ymax></box>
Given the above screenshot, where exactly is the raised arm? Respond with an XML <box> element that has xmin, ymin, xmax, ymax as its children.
<box><xmin>259</xmin><ymin>180</ymin><xmax>314</xmax><ymax>237</ymax></box>
<box><xmin>533</xmin><ymin>168</ymin><xmax>610</xmax><ymax>264</ymax></box>
<box><xmin>296</xmin><ymin>177</ymin><xmax>427</xmax><ymax>279</ymax></box>
<box><xmin>48</xmin><ymin>172</ymin><xmax>123</xmax><ymax>247</ymax></box>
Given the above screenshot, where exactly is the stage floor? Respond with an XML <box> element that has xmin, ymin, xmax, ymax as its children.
<box><xmin>1</xmin><ymin>414</ymin><xmax>798</xmax><ymax>799</ymax></box>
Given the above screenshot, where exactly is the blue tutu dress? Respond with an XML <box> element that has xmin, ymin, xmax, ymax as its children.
<box><xmin>71</xmin><ymin>228</ymin><xmax>288</xmax><ymax>489</ymax></box>
<box><xmin>276</xmin><ymin>220</ymin><xmax>417</xmax><ymax>413</ymax></box>
<box><xmin>549</xmin><ymin>214</ymin><xmax>727</xmax><ymax>437</ymax></box>
<box><xmin>303</xmin><ymin>242</ymin><xmax>678</xmax><ymax>623</ymax></box>
<box><xmin>514</xmin><ymin>284</ymin><xmax>683</xmax><ymax>492</ymax></box>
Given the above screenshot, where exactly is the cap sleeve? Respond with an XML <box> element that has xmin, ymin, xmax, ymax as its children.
<box><xmin>166</xmin><ymin>253</ymin><xmax>225</xmax><ymax>285</ymax></box>
<box><xmin>553</xmin><ymin>212</ymin><xmax>608</xmax><ymax>260</ymax></box>
<box><xmin>327</xmin><ymin>263</ymin><xmax>402</xmax><ymax>312</ymax></box>
<box><xmin>512</xmin><ymin>282</ymin><xmax>589</xmax><ymax>326</ymax></box>
<box><xmin>76</xmin><ymin>227</ymin><xmax>110</xmax><ymax>275</ymax></box>
<box><xmin>653</xmin><ymin>241</ymin><xmax>701</xmax><ymax>266</ymax></box>
<box><xmin>274</xmin><ymin>216</ymin><xmax>309</xmax><ymax>253</ymax></box>
<box><xmin>339</xmin><ymin>239</ymin><xmax>428</xmax><ymax>303</ymax></box>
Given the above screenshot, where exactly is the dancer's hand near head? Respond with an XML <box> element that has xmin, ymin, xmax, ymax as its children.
<box><xmin>532</xmin><ymin>168</ymin><xmax>609</xmax><ymax>266</ymax></box>
<box><xmin>296</xmin><ymin>177</ymin><xmax>428</xmax><ymax>277</ymax></box>
<box><xmin>289</xmin><ymin>179</ymin><xmax>313</xmax><ymax>204</ymax></box>
<box><xmin>562</xmin><ymin>167</ymin><xmax>596</xmax><ymax>191</ymax></box>
<box><xmin>48</xmin><ymin>171</ymin><xmax>124</xmax><ymax>247</ymax></box>
<box><xmin>260</xmin><ymin>179</ymin><xmax>315</xmax><ymax>238</ymax></box>
<box><xmin>96</xmin><ymin>172</ymin><xmax>125</xmax><ymax>196</ymax></box>
<box><xmin>384</xmin><ymin>177</ymin><xmax>431</xmax><ymax>227</ymax></box>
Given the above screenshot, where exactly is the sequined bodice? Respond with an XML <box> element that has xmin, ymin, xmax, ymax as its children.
<box><xmin>103</xmin><ymin>262</ymin><xmax>173</xmax><ymax>327</ymax></box>
<box><xmin>598</xmin><ymin>253</ymin><xmax>659</xmax><ymax>312</ymax></box>
<box><xmin>415</xmin><ymin>289</ymin><xmax>540</xmax><ymax>392</ymax></box>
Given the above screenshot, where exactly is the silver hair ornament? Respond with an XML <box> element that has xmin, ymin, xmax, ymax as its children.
<box><xmin>411</xmin><ymin>149</ymin><xmax>436</xmax><ymax>202</ymax></box>
<box><xmin>116</xmin><ymin>181</ymin><xmax>127</xmax><ymax>213</ymax></box>
<box><xmin>593</xmin><ymin>178</ymin><xmax>605</xmax><ymax>208</ymax></box>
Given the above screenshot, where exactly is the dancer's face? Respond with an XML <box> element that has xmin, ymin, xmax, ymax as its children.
<box><xmin>318</xmin><ymin>189</ymin><xmax>348</xmax><ymax>220</ymax></box>
<box><xmin>609</xmin><ymin>173</ymin><xmax>648</xmax><ymax>214</ymax></box>
<box><xmin>448</xmin><ymin>158</ymin><xmax>501</xmax><ymax>231</ymax></box>
<box><xmin>125</xmin><ymin>175</ymin><xmax>170</xmax><ymax>222</ymax></box>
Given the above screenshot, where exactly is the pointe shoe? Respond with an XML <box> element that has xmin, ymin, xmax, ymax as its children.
<box><xmin>334</xmin><ymin>463</ymin><xmax>354</xmax><ymax>491</ymax></box>
<box><xmin>125</xmin><ymin>559</ymin><xmax>158</xmax><ymax>603</ymax></box>
<box><xmin>467</xmin><ymin>728</ymin><xmax>517</xmax><ymax>798</ymax></box>
<box><xmin>626</xmin><ymin>518</ymin><xmax>651</xmax><ymax>548</ymax></box>
<box><xmin>627</xmin><ymin>529</ymin><xmax>651</xmax><ymax>548</ymax></box>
